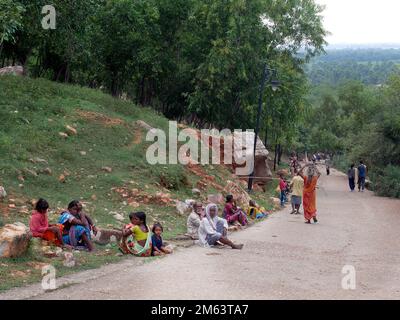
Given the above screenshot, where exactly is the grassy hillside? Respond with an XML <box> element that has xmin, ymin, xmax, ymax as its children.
<box><xmin>0</xmin><ymin>76</ymin><xmax>276</xmax><ymax>291</ymax></box>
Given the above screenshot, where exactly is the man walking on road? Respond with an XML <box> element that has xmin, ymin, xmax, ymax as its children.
<box><xmin>357</xmin><ymin>161</ymin><xmax>367</xmax><ymax>192</ymax></box>
<box><xmin>289</xmin><ymin>171</ymin><xmax>304</xmax><ymax>215</ymax></box>
<box><xmin>347</xmin><ymin>164</ymin><xmax>356</xmax><ymax>192</ymax></box>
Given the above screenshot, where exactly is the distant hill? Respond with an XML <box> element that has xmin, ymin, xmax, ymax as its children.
<box><xmin>306</xmin><ymin>48</ymin><xmax>400</xmax><ymax>85</ymax></box>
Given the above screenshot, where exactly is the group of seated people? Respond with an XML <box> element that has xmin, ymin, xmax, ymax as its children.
<box><xmin>29</xmin><ymin>194</ymin><xmax>268</xmax><ymax>257</ymax></box>
<box><xmin>29</xmin><ymin>198</ymin><xmax>172</xmax><ymax>257</ymax></box>
<box><xmin>186</xmin><ymin>194</ymin><xmax>269</xmax><ymax>249</ymax></box>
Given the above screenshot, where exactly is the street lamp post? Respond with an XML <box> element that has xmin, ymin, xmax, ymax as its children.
<box><xmin>247</xmin><ymin>63</ymin><xmax>280</xmax><ymax>192</ymax></box>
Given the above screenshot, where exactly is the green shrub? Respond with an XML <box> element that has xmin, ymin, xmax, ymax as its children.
<box><xmin>373</xmin><ymin>165</ymin><xmax>400</xmax><ymax>198</ymax></box>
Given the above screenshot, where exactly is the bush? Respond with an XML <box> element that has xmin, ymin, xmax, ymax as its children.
<box><xmin>373</xmin><ymin>165</ymin><xmax>400</xmax><ymax>198</ymax></box>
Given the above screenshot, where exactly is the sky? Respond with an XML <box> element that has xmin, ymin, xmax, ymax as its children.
<box><xmin>315</xmin><ymin>0</ymin><xmax>400</xmax><ymax>45</ymax></box>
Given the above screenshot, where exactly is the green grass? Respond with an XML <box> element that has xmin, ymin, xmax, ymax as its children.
<box><xmin>0</xmin><ymin>76</ymin><xmax>277</xmax><ymax>291</ymax></box>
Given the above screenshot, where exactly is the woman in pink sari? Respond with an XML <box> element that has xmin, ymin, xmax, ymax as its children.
<box><xmin>300</xmin><ymin>165</ymin><xmax>321</xmax><ymax>224</ymax></box>
<box><xmin>223</xmin><ymin>195</ymin><xmax>248</xmax><ymax>226</ymax></box>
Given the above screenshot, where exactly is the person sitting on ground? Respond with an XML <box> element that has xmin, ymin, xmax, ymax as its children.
<box><xmin>119</xmin><ymin>211</ymin><xmax>152</xmax><ymax>257</ymax></box>
<box><xmin>224</xmin><ymin>195</ymin><xmax>248</xmax><ymax>226</ymax></box>
<box><xmin>246</xmin><ymin>200</ymin><xmax>268</xmax><ymax>219</ymax></box>
<box><xmin>30</xmin><ymin>198</ymin><xmax>64</xmax><ymax>247</ymax></box>
<box><xmin>289</xmin><ymin>171</ymin><xmax>305</xmax><ymax>215</ymax></box>
<box><xmin>151</xmin><ymin>223</ymin><xmax>173</xmax><ymax>256</ymax></box>
<box><xmin>186</xmin><ymin>201</ymin><xmax>204</xmax><ymax>240</ymax></box>
<box><xmin>198</xmin><ymin>203</ymin><xmax>243</xmax><ymax>250</ymax></box>
<box><xmin>58</xmin><ymin>200</ymin><xmax>95</xmax><ymax>251</ymax></box>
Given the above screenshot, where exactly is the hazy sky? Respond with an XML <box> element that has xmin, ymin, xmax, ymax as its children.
<box><xmin>315</xmin><ymin>0</ymin><xmax>400</xmax><ymax>44</ymax></box>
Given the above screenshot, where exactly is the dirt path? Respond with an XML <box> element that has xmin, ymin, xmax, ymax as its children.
<box><xmin>2</xmin><ymin>166</ymin><xmax>400</xmax><ymax>300</ymax></box>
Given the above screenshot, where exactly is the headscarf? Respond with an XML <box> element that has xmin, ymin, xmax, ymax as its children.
<box><xmin>205</xmin><ymin>203</ymin><xmax>218</xmax><ymax>231</ymax></box>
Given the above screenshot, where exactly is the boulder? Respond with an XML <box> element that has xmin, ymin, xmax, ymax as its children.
<box><xmin>0</xmin><ymin>222</ymin><xmax>31</xmax><ymax>258</ymax></box>
<box><xmin>102</xmin><ymin>166</ymin><xmax>113</xmax><ymax>173</ymax></box>
<box><xmin>270</xmin><ymin>197</ymin><xmax>281</xmax><ymax>209</ymax></box>
<box><xmin>66</xmin><ymin>125</ymin><xmax>77</xmax><ymax>136</ymax></box>
<box><xmin>0</xmin><ymin>186</ymin><xmax>6</xmax><ymax>200</ymax></box>
<box><xmin>113</xmin><ymin>213</ymin><xmax>125</xmax><ymax>221</ymax></box>
<box><xmin>175</xmin><ymin>201</ymin><xmax>191</xmax><ymax>216</ymax></box>
<box><xmin>135</xmin><ymin>120</ymin><xmax>153</xmax><ymax>131</ymax></box>
<box><xmin>192</xmin><ymin>188</ymin><xmax>201</xmax><ymax>196</ymax></box>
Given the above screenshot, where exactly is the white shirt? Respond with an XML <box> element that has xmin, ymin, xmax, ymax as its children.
<box><xmin>198</xmin><ymin>216</ymin><xmax>228</xmax><ymax>247</ymax></box>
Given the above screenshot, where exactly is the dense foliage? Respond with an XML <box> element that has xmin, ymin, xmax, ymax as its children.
<box><xmin>300</xmin><ymin>75</ymin><xmax>400</xmax><ymax>197</ymax></box>
<box><xmin>306</xmin><ymin>48</ymin><xmax>400</xmax><ymax>85</ymax></box>
<box><xmin>0</xmin><ymin>0</ymin><xmax>326</xmax><ymax>138</ymax></box>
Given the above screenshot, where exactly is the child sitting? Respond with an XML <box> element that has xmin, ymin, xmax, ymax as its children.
<box><xmin>29</xmin><ymin>198</ymin><xmax>64</xmax><ymax>246</ymax></box>
<box><xmin>119</xmin><ymin>212</ymin><xmax>152</xmax><ymax>257</ymax></box>
<box><xmin>246</xmin><ymin>200</ymin><xmax>268</xmax><ymax>219</ymax></box>
<box><xmin>151</xmin><ymin>223</ymin><xmax>173</xmax><ymax>256</ymax></box>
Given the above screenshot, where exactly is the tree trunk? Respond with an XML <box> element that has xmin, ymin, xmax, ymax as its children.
<box><xmin>277</xmin><ymin>144</ymin><xmax>283</xmax><ymax>165</ymax></box>
<box><xmin>273</xmin><ymin>141</ymin><xmax>278</xmax><ymax>172</ymax></box>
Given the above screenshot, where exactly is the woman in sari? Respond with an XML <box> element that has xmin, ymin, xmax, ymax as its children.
<box><xmin>300</xmin><ymin>165</ymin><xmax>321</xmax><ymax>224</ymax></box>
<box><xmin>224</xmin><ymin>195</ymin><xmax>248</xmax><ymax>226</ymax></box>
<box><xmin>119</xmin><ymin>212</ymin><xmax>152</xmax><ymax>257</ymax></box>
<box><xmin>198</xmin><ymin>203</ymin><xmax>243</xmax><ymax>250</ymax></box>
<box><xmin>58</xmin><ymin>200</ymin><xmax>95</xmax><ymax>251</ymax></box>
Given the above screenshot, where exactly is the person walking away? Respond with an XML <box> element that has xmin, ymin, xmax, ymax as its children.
<box><xmin>289</xmin><ymin>172</ymin><xmax>305</xmax><ymax>215</ymax></box>
<box><xmin>325</xmin><ymin>157</ymin><xmax>331</xmax><ymax>176</ymax></box>
<box><xmin>357</xmin><ymin>161</ymin><xmax>367</xmax><ymax>192</ymax></box>
<box><xmin>347</xmin><ymin>164</ymin><xmax>356</xmax><ymax>192</ymax></box>
<box><xmin>299</xmin><ymin>165</ymin><xmax>321</xmax><ymax>224</ymax></box>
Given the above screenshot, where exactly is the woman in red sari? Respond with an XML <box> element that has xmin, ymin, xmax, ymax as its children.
<box><xmin>300</xmin><ymin>165</ymin><xmax>321</xmax><ymax>224</ymax></box>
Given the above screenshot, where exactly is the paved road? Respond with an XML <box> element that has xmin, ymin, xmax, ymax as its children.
<box><xmin>2</xmin><ymin>167</ymin><xmax>400</xmax><ymax>300</ymax></box>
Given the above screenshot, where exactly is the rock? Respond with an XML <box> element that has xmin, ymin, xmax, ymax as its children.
<box><xmin>19</xmin><ymin>184</ymin><xmax>24</xmax><ymax>188</ymax></box>
<box><xmin>8</xmin><ymin>204</ymin><xmax>16</xmax><ymax>209</ymax></box>
<box><xmin>42</xmin><ymin>246</ymin><xmax>57</xmax><ymax>258</ymax></box>
<box><xmin>17</xmin><ymin>175</ymin><xmax>25</xmax><ymax>182</ymax></box>
<box><xmin>80</xmin><ymin>151</ymin><xmax>87</xmax><ymax>156</ymax></box>
<box><xmin>18</xmin><ymin>206</ymin><xmax>29</xmax><ymax>215</ymax></box>
<box><xmin>192</xmin><ymin>188</ymin><xmax>201</xmax><ymax>196</ymax></box>
<box><xmin>59</xmin><ymin>132</ymin><xmax>69</xmax><ymax>138</ymax></box>
<box><xmin>91</xmin><ymin>194</ymin><xmax>97</xmax><ymax>201</ymax></box>
<box><xmin>23</xmin><ymin>168</ymin><xmax>38</xmax><ymax>177</ymax></box>
<box><xmin>0</xmin><ymin>222</ymin><xmax>31</xmax><ymax>258</ymax></box>
<box><xmin>175</xmin><ymin>201</ymin><xmax>192</xmax><ymax>216</ymax></box>
<box><xmin>0</xmin><ymin>186</ymin><xmax>6</xmax><ymax>200</ymax></box>
<box><xmin>207</xmin><ymin>194</ymin><xmax>224</xmax><ymax>205</ymax></box>
<box><xmin>113</xmin><ymin>213</ymin><xmax>124</xmax><ymax>221</ymax></box>
<box><xmin>0</xmin><ymin>66</ymin><xmax>24</xmax><ymax>76</ymax></box>
<box><xmin>55</xmin><ymin>247</ymin><xmax>63</xmax><ymax>257</ymax></box>
<box><xmin>270</xmin><ymin>197</ymin><xmax>281</xmax><ymax>209</ymax></box>
<box><xmin>58</xmin><ymin>174</ymin><xmax>66</xmax><ymax>183</ymax></box>
<box><xmin>63</xmin><ymin>252</ymin><xmax>76</xmax><ymax>267</ymax></box>
<box><xmin>66</xmin><ymin>125</ymin><xmax>77</xmax><ymax>136</ymax></box>
<box><xmin>29</xmin><ymin>157</ymin><xmax>48</xmax><ymax>164</ymax></box>
<box><xmin>40</xmin><ymin>167</ymin><xmax>52</xmax><ymax>175</ymax></box>
<box><xmin>101</xmin><ymin>166</ymin><xmax>112</xmax><ymax>173</ymax></box>
<box><xmin>135</xmin><ymin>120</ymin><xmax>153</xmax><ymax>131</ymax></box>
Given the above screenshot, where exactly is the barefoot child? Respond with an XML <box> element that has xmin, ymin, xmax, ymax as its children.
<box><xmin>151</xmin><ymin>223</ymin><xmax>173</xmax><ymax>256</ymax></box>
